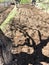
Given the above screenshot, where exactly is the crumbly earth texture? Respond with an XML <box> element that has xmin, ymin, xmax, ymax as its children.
<box><xmin>0</xmin><ymin>4</ymin><xmax>49</xmax><ymax>65</ymax></box>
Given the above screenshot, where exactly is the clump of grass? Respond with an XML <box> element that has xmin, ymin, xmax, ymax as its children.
<box><xmin>0</xmin><ymin>5</ymin><xmax>18</xmax><ymax>31</ymax></box>
<box><xmin>20</xmin><ymin>0</ymin><xmax>31</xmax><ymax>4</ymax></box>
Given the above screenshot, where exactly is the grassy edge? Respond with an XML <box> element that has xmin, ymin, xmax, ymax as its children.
<box><xmin>0</xmin><ymin>5</ymin><xmax>18</xmax><ymax>31</ymax></box>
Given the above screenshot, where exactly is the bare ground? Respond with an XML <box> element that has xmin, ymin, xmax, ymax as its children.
<box><xmin>0</xmin><ymin>4</ymin><xmax>49</xmax><ymax>65</ymax></box>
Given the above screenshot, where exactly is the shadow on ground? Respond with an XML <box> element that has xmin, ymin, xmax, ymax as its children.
<box><xmin>0</xmin><ymin>29</ymin><xmax>49</xmax><ymax>65</ymax></box>
<box><xmin>13</xmin><ymin>30</ymin><xmax>49</xmax><ymax>65</ymax></box>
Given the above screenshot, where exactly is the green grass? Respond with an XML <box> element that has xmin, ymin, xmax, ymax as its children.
<box><xmin>0</xmin><ymin>0</ymin><xmax>31</xmax><ymax>3</ymax></box>
<box><xmin>0</xmin><ymin>0</ymin><xmax>12</xmax><ymax>3</ymax></box>
<box><xmin>20</xmin><ymin>0</ymin><xmax>31</xmax><ymax>4</ymax></box>
<box><xmin>0</xmin><ymin>0</ymin><xmax>5</xmax><ymax>2</ymax></box>
<box><xmin>0</xmin><ymin>5</ymin><xmax>18</xmax><ymax>31</ymax></box>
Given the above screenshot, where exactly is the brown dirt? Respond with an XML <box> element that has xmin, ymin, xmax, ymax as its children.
<box><xmin>0</xmin><ymin>4</ymin><xmax>49</xmax><ymax>65</ymax></box>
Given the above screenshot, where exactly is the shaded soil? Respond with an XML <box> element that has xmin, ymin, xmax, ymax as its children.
<box><xmin>0</xmin><ymin>4</ymin><xmax>49</xmax><ymax>65</ymax></box>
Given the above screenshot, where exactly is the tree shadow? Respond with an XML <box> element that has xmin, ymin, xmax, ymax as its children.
<box><xmin>0</xmin><ymin>29</ymin><xmax>13</xmax><ymax>65</ymax></box>
<box><xmin>13</xmin><ymin>30</ymin><xmax>49</xmax><ymax>65</ymax></box>
<box><xmin>0</xmin><ymin>29</ymin><xmax>49</xmax><ymax>65</ymax></box>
